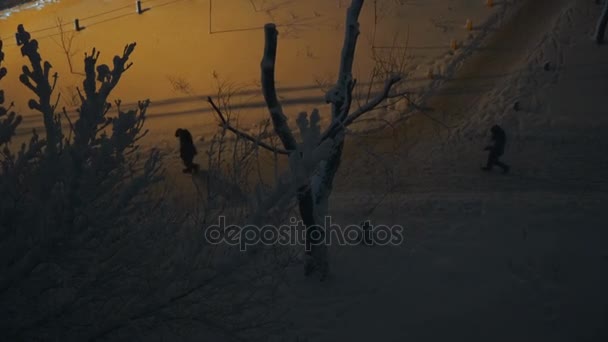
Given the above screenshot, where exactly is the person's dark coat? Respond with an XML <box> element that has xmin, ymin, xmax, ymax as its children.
<box><xmin>175</xmin><ymin>128</ymin><xmax>198</xmax><ymax>173</ymax></box>
<box><xmin>483</xmin><ymin>125</ymin><xmax>510</xmax><ymax>173</ymax></box>
<box><xmin>489</xmin><ymin>125</ymin><xmax>506</xmax><ymax>155</ymax></box>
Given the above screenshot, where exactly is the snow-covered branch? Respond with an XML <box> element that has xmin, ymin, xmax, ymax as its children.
<box><xmin>321</xmin><ymin>75</ymin><xmax>401</xmax><ymax>146</ymax></box>
<box><xmin>261</xmin><ymin>24</ymin><xmax>297</xmax><ymax>151</ymax></box>
<box><xmin>330</xmin><ymin>0</ymin><xmax>364</xmax><ymax>121</ymax></box>
<box><xmin>342</xmin><ymin>75</ymin><xmax>401</xmax><ymax>127</ymax></box>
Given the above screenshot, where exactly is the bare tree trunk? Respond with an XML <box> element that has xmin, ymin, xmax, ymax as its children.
<box><xmin>596</xmin><ymin>0</ymin><xmax>608</xmax><ymax>44</ymax></box>
<box><xmin>307</xmin><ymin>0</ymin><xmax>364</xmax><ymax>278</ymax></box>
<box><xmin>260</xmin><ymin>24</ymin><xmax>327</xmax><ymax>277</ymax></box>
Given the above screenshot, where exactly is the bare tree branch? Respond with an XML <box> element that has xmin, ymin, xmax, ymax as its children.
<box><xmin>51</xmin><ymin>17</ymin><xmax>85</xmax><ymax>76</ymax></box>
<box><xmin>207</xmin><ymin>96</ymin><xmax>289</xmax><ymax>155</ymax></box>
<box><xmin>342</xmin><ymin>75</ymin><xmax>401</xmax><ymax>127</ymax></box>
<box><xmin>321</xmin><ymin>75</ymin><xmax>400</xmax><ymax>142</ymax></box>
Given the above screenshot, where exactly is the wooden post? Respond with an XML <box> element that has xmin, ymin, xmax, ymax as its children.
<box><xmin>209</xmin><ymin>0</ymin><xmax>212</xmax><ymax>34</ymax></box>
<box><xmin>136</xmin><ymin>0</ymin><xmax>142</xmax><ymax>14</ymax></box>
<box><xmin>74</xmin><ymin>18</ymin><xmax>81</xmax><ymax>31</ymax></box>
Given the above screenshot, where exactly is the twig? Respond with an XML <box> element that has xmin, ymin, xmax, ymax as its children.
<box><xmin>207</xmin><ymin>96</ymin><xmax>289</xmax><ymax>155</ymax></box>
<box><xmin>321</xmin><ymin>75</ymin><xmax>401</xmax><ymax>141</ymax></box>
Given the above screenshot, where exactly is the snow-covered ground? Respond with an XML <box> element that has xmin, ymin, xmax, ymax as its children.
<box><xmin>0</xmin><ymin>0</ymin><xmax>58</xmax><ymax>17</ymax></box>
<box><xmin>278</xmin><ymin>0</ymin><xmax>608</xmax><ymax>340</ymax></box>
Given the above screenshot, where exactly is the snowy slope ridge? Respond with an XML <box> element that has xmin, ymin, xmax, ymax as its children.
<box><xmin>280</xmin><ymin>1</ymin><xmax>608</xmax><ymax>341</ymax></box>
<box><xmin>364</xmin><ymin>0</ymin><xmax>526</xmax><ymax>128</ymax></box>
<box><xmin>0</xmin><ymin>0</ymin><xmax>58</xmax><ymax>18</ymax></box>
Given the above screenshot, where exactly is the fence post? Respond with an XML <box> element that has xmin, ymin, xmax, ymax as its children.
<box><xmin>74</xmin><ymin>18</ymin><xmax>81</xmax><ymax>31</ymax></box>
<box><xmin>136</xmin><ymin>0</ymin><xmax>143</xmax><ymax>14</ymax></box>
<box><xmin>209</xmin><ymin>0</ymin><xmax>212</xmax><ymax>34</ymax></box>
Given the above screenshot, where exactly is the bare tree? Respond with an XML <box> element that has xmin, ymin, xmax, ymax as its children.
<box><xmin>51</xmin><ymin>17</ymin><xmax>84</xmax><ymax>76</ymax></box>
<box><xmin>2</xmin><ymin>25</ymin><xmax>294</xmax><ymax>341</ymax></box>
<box><xmin>208</xmin><ymin>0</ymin><xmax>401</xmax><ymax>279</ymax></box>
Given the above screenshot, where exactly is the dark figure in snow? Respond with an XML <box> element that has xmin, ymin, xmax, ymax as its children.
<box><xmin>482</xmin><ymin>125</ymin><xmax>510</xmax><ymax>173</ymax></box>
<box><xmin>175</xmin><ymin>128</ymin><xmax>199</xmax><ymax>174</ymax></box>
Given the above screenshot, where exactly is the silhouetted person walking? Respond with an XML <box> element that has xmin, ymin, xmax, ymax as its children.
<box><xmin>482</xmin><ymin>124</ymin><xmax>510</xmax><ymax>173</ymax></box>
<box><xmin>175</xmin><ymin>128</ymin><xmax>199</xmax><ymax>174</ymax></box>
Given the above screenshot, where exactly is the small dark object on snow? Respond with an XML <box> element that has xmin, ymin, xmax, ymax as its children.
<box><xmin>175</xmin><ymin>128</ymin><xmax>199</xmax><ymax>174</ymax></box>
<box><xmin>513</xmin><ymin>101</ymin><xmax>521</xmax><ymax>111</ymax></box>
<box><xmin>482</xmin><ymin>124</ymin><xmax>510</xmax><ymax>174</ymax></box>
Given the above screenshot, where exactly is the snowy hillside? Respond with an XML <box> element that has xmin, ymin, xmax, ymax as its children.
<box><xmin>278</xmin><ymin>0</ymin><xmax>608</xmax><ymax>340</ymax></box>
